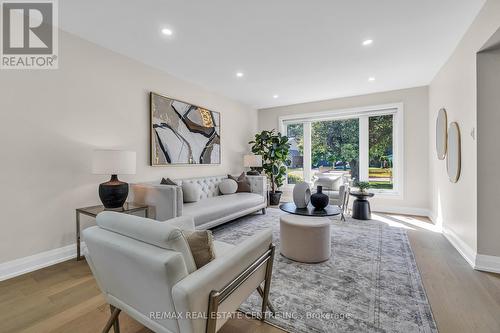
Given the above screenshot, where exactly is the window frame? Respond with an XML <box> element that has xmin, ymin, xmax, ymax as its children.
<box><xmin>279</xmin><ymin>103</ymin><xmax>404</xmax><ymax>199</ymax></box>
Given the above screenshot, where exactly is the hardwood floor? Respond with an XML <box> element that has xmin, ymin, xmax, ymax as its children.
<box><xmin>1</xmin><ymin>213</ymin><xmax>500</xmax><ymax>333</ymax></box>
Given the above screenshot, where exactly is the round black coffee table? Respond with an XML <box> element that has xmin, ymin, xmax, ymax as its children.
<box><xmin>350</xmin><ymin>191</ymin><xmax>375</xmax><ymax>220</ymax></box>
<box><xmin>279</xmin><ymin>202</ymin><xmax>341</xmax><ymax>217</ymax></box>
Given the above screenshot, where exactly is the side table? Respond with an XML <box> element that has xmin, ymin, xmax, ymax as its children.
<box><xmin>75</xmin><ymin>203</ymin><xmax>150</xmax><ymax>261</ymax></box>
<box><xmin>350</xmin><ymin>191</ymin><xmax>374</xmax><ymax>220</ymax></box>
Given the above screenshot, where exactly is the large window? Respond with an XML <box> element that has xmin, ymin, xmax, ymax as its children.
<box><xmin>369</xmin><ymin>115</ymin><xmax>393</xmax><ymax>189</ymax></box>
<box><xmin>311</xmin><ymin>119</ymin><xmax>359</xmax><ymax>181</ymax></box>
<box><xmin>286</xmin><ymin>123</ymin><xmax>304</xmax><ymax>184</ymax></box>
<box><xmin>280</xmin><ymin>104</ymin><xmax>402</xmax><ymax>196</ymax></box>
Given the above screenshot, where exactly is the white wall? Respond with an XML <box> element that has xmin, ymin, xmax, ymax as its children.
<box><xmin>0</xmin><ymin>30</ymin><xmax>257</xmax><ymax>264</ymax></box>
<box><xmin>429</xmin><ymin>0</ymin><xmax>500</xmax><ymax>261</ymax></box>
<box><xmin>477</xmin><ymin>46</ymin><xmax>500</xmax><ymax>256</ymax></box>
<box><xmin>258</xmin><ymin>87</ymin><xmax>430</xmax><ymax>215</ymax></box>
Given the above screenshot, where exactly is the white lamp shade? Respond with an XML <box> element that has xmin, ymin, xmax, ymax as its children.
<box><xmin>92</xmin><ymin>150</ymin><xmax>136</xmax><ymax>175</ymax></box>
<box><xmin>243</xmin><ymin>154</ymin><xmax>262</xmax><ymax>167</ymax></box>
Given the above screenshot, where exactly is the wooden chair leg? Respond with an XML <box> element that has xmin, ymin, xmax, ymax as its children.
<box><xmin>102</xmin><ymin>306</ymin><xmax>121</xmax><ymax>333</ymax></box>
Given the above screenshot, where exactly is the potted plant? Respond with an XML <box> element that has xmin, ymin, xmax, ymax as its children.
<box><xmin>355</xmin><ymin>181</ymin><xmax>371</xmax><ymax>193</ymax></box>
<box><xmin>249</xmin><ymin>129</ymin><xmax>290</xmax><ymax>205</ymax></box>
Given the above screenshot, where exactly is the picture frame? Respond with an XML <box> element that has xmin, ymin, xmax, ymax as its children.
<box><xmin>150</xmin><ymin>92</ymin><xmax>221</xmax><ymax>166</ymax></box>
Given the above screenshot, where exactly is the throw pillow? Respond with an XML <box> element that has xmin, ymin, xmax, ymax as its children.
<box><xmin>182</xmin><ymin>182</ymin><xmax>201</xmax><ymax>203</ymax></box>
<box><xmin>228</xmin><ymin>172</ymin><xmax>251</xmax><ymax>192</ymax></box>
<box><xmin>160</xmin><ymin>177</ymin><xmax>177</xmax><ymax>186</ymax></box>
<box><xmin>183</xmin><ymin>230</ymin><xmax>216</xmax><ymax>269</ymax></box>
<box><xmin>219</xmin><ymin>178</ymin><xmax>238</xmax><ymax>195</ymax></box>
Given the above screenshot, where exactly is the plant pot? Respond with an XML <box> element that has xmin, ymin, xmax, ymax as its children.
<box><xmin>310</xmin><ymin>185</ymin><xmax>329</xmax><ymax>210</ymax></box>
<box><xmin>268</xmin><ymin>191</ymin><xmax>282</xmax><ymax>206</ymax></box>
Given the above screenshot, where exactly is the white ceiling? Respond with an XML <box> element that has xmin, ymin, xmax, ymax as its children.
<box><xmin>60</xmin><ymin>0</ymin><xmax>485</xmax><ymax>109</ymax></box>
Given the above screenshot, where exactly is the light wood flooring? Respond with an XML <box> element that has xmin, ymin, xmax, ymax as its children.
<box><xmin>1</xmin><ymin>213</ymin><xmax>500</xmax><ymax>333</ymax></box>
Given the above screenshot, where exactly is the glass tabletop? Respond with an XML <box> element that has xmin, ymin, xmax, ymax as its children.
<box><xmin>76</xmin><ymin>202</ymin><xmax>148</xmax><ymax>217</ymax></box>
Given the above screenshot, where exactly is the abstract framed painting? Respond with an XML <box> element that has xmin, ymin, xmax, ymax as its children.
<box><xmin>150</xmin><ymin>92</ymin><xmax>221</xmax><ymax>166</ymax></box>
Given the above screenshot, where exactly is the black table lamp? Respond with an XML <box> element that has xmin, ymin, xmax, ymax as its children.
<box><xmin>92</xmin><ymin>150</ymin><xmax>136</xmax><ymax>209</ymax></box>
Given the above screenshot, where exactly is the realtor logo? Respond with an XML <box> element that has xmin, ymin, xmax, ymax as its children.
<box><xmin>1</xmin><ymin>0</ymin><xmax>58</xmax><ymax>69</ymax></box>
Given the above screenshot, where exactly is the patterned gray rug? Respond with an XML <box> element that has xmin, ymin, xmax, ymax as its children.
<box><xmin>211</xmin><ymin>208</ymin><xmax>437</xmax><ymax>333</ymax></box>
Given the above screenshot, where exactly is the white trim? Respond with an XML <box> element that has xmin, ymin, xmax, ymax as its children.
<box><xmin>278</xmin><ymin>103</ymin><xmax>402</xmax><ymax>123</ymax></box>
<box><xmin>442</xmin><ymin>226</ymin><xmax>477</xmax><ymax>268</ymax></box>
<box><xmin>359</xmin><ymin>116</ymin><xmax>369</xmax><ymax>181</ymax></box>
<box><xmin>0</xmin><ymin>243</ymin><xmax>84</xmax><ymax>282</ymax></box>
<box><xmin>475</xmin><ymin>254</ymin><xmax>500</xmax><ymax>274</ymax></box>
<box><xmin>372</xmin><ymin>206</ymin><xmax>431</xmax><ymax>217</ymax></box>
<box><xmin>303</xmin><ymin>121</ymin><xmax>312</xmax><ymax>182</ymax></box>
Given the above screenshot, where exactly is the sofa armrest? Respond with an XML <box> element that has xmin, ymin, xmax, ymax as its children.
<box><xmin>247</xmin><ymin>176</ymin><xmax>267</xmax><ymax>202</ymax></box>
<box><xmin>172</xmin><ymin>229</ymin><xmax>273</xmax><ymax>333</ymax></box>
<box><xmin>163</xmin><ymin>215</ymin><xmax>195</xmax><ymax>232</ymax></box>
<box><xmin>130</xmin><ymin>183</ymin><xmax>183</xmax><ymax>221</ymax></box>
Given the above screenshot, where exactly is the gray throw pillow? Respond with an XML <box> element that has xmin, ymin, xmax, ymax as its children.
<box><xmin>161</xmin><ymin>177</ymin><xmax>177</xmax><ymax>185</ymax></box>
<box><xmin>228</xmin><ymin>172</ymin><xmax>251</xmax><ymax>192</ymax></box>
<box><xmin>219</xmin><ymin>178</ymin><xmax>238</xmax><ymax>195</ymax></box>
<box><xmin>183</xmin><ymin>230</ymin><xmax>216</xmax><ymax>269</ymax></box>
<box><xmin>182</xmin><ymin>182</ymin><xmax>200</xmax><ymax>203</ymax></box>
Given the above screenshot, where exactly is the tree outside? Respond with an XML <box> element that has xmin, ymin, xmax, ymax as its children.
<box><xmin>284</xmin><ymin>116</ymin><xmax>394</xmax><ymax>189</ymax></box>
<box><xmin>368</xmin><ymin>115</ymin><xmax>393</xmax><ymax>189</ymax></box>
<box><xmin>311</xmin><ymin>119</ymin><xmax>360</xmax><ymax>181</ymax></box>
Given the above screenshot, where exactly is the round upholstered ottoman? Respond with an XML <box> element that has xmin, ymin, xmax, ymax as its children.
<box><xmin>279</xmin><ymin>214</ymin><xmax>331</xmax><ymax>263</ymax></box>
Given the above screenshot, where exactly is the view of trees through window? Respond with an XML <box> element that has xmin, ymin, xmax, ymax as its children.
<box><xmin>369</xmin><ymin>115</ymin><xmax>393</xmax><ymax>189</ymax></box>
<box><xmin>284</xmin><ymin>113</ymin><xmax>395</xmax><ymax>191</ymax></box>
<box><xmin>286</xmin><ymin>123</ymin><xmax>304</xmax><ymax>184</ymax></box>
<box><xmin>311</xmin><ymin>119</ymin><xmax>359</xmax><ymax>181</ymax></box>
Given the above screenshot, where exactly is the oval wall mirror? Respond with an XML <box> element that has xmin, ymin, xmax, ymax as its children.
<box><xmin>447</xmin><ymin>122</ymin><xmax>461</xmax><ymax>183</ymax></box>
<box><xmin>436</xmin><ymin>108</ymin><xmax>448</xmax><ymax>160</ymax></box>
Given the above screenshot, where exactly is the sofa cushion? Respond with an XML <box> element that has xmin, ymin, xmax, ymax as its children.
<box><xmin>219</xmin><ymin>178</ymin><xmax>238</xmax><ymax>195</ymax></box>
<box><xmin>182</xmin><ymin>182</ymin><xmax>201</xmax><ymax>203</ymax></box>
<box><xmin>183</xmin><ymin>192</ymin><xmax>264</xmax><ymax>226</ymax></box>
<box><xmin>161</xmin><ymin>177</ymin><xmax>177</xmax><ymax>186</ymax></box>
<box><xmin>228</xmin><ymin>173</ymin><xmax>251</xmax><ymax>192</ymax></box>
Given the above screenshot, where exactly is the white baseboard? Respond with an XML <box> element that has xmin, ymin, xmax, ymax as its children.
<box><xmin>475</xmin><ymin>254</ymin><xmax>500</xmax><ymax>274</ymax></box>
<box><xmin>372</xmin><ymin>205</ymin><xmax>431</xmax><ymax>217</ymax></box>
<box><xmin>0</xmin><ymin>243</ymin><xmax>83</xmax><ymax>282</ymax></box>
<box><xmin>442</xmin><ymin>226</ymin><xmax>477</xmax><ymax>267</ymax></box>
<box><xmin>441</xmin><ymin>226</ymin><xmax>500</xmax><ymax>273</ymax></box>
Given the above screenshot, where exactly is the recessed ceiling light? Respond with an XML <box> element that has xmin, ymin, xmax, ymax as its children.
<box><xmin>362</xmin><ymin>39</ymin><xmax>373</xmax><ymax>46</ymax></box>
<box><xmin>273</xmin><ymin>94</ymin><xmax>279</xmax><ymax>99</ymax></box>
<box><xmin>161</xmin><ymin>28</ymin><xmax>173</xmax><ymax>36</ymax></box>
<box><xmin>236</xmin><ymin>72</ymin><xmax>244</xmax><ymax>78</ymax></box>
<box><xmin>368</xmin><ymin>77</ymin><xmax>375</xmax><ymax>82</ymax></box>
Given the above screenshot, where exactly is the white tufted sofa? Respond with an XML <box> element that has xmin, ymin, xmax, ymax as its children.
<box><xmin>130</xmin><ymin>175</ymin><xmax>267</xmax><ymax>229</ymax></box>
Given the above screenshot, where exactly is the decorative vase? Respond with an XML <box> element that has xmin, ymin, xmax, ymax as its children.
<box><xmin>293</xmin><ymin>182</ymin><xmax>311</xmax><ymax>208</ymax></box>
<box><xmin>310</xmin><ymin>185</ymin><xmax>329</xmax><ymax>210</ymax></box>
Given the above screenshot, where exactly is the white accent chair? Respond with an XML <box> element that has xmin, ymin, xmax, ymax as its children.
<box><xmin>329</xmin><ymin>185</ymin><xmax>350</xmax><ymax>221</ymax></box>
<box><xmin>83</xmin><ymin>211</ymin><xmax>275</xmax><ymax>333</ymax></box>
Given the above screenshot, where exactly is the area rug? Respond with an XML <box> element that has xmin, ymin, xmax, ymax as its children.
<box><xmin>211</xmin><ymin>208</ymin><xmax>438</xmax><ymax>333</ymax></box>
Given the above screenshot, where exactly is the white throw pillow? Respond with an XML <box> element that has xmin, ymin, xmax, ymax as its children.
<box><xmin>182</xmin><ymin>182</ymin><xmax>200</xmax><ymax>203</ymax></box>
<box><xmin>219</xmin><ymin>178</ymin><xmax>238</xmax><ymax>195</ymax></box>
